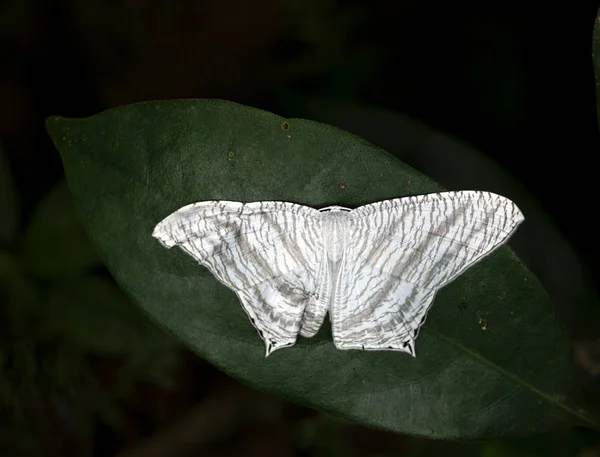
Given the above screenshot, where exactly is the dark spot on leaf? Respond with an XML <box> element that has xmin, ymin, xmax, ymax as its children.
<box><xmin>281</xmin><ymin>121</ymin><xmax>290</xmax><ymax>130</ymax></box>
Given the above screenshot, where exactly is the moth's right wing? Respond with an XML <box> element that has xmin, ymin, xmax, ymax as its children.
<box><xmin>333</xmin><ymin>191</ymin><xmax>524</xmax><ymax>356</ymax></box>
<box><xmin>152</xmin><ymin>201</ymin><xmax>324</xmax><ymax>356</ymax></box>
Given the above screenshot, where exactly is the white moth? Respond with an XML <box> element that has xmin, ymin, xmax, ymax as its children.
<box><xmin>153</xmin><ymin>191</ymin><xmax>524</xmax><ymax>357</ymax></box>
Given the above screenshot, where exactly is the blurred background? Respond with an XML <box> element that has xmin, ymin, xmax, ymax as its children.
<box><xmin>2</xmin><ymin>1</ymin><xmax>600</xmax><ymax>456</ymax></box>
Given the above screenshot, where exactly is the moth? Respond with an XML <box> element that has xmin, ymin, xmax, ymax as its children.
<box><xmin>153</xmin><ymin>191</ymin><xmax>524</xmax><ymax>356</ymax></box>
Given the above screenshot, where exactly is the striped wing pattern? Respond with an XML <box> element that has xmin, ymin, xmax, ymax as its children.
<box><xmin>152</xmin><ymin>201</ymin><xmax>324</xmax><ymax>356</ymax></box>
<box><xmin>153</xmin><ymin>191</ymin><xmax>524</xmax><ymax>357</ymax></box>
<box><xmin>333</xmin><ymin>191</ymin><xmax>524</xmax><ymax>356</ymax></box>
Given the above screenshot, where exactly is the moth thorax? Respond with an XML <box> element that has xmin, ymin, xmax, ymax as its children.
<box><xmin>323</xmin><ymin>212</ymin><xmax>348</xmax><ymax>263</ymax></box>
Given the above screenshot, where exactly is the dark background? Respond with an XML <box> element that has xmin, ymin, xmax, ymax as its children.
<box><xmin>1</xmin><ymin>1</ymin><xmax>600</xmax><ymax>456</ymax></box>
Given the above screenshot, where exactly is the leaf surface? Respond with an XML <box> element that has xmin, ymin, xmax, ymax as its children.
<box><xmin>46</xmin><ymin>99</ymin><xmax>596</xmax><ymax>438</ymax></box>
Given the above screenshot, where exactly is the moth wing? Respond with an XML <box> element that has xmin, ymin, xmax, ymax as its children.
<box><xmin>153</xmin><ymin>201</ymin><xmax>325</xmax><ymax>356</ymax></box>
<box><xmin>332</xmin><ymin>191</ymin><xmax>524</xmax><ymax>356</ymax></box>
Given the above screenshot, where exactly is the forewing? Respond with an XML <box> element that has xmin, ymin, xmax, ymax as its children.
<box><xmin>153</xmin><ymin>201</ymin><xmax>323</xmax><ymax>356</ymax></box>
<box><xmin>333</xmin><ymin>191</ymin><xmax>524</xmax><ymax>356</ymax></box>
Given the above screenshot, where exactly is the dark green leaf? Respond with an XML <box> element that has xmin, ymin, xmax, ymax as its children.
<box><xmin>46</xmin><ymin>99</ymin><xmax>598</xmax><ymax>439</ymax></box>
<box><xmin>23</xmin><ymin>180</ymin><xmax>101</xmax><ymax>277</ymax></box>
<box><xmin>41</xmin><ymin>275</ymin><xmax>180</xmax><ymax>394</ymax></box>
<box><xmin>42</xmin><ymin>276</ymin><xmax>177</xmax><ymax>358</ymax></box>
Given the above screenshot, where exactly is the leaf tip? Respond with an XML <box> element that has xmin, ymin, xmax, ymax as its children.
<box><xmin>45</xmin><ymin>115</ymin><xmax>65</xmax><ymax>132</ymax></box>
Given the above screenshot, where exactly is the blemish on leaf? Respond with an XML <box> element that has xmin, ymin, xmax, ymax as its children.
<box><xmin>338</xmin><ymin>182</ymin><xmax>346</xmax><ymax>189</ymax></box>
<box><xmin>407</xmin><ymin>178</ymin><xmax>412</xmax><ymax>185</ymax></box>
<box><xmin>228</xmin><ymin>151</ymin><xmax>234</xmax><ymax>161</ymax></box>
<box><xmin>281</xmin><ymin>121</ymin><xmax>290</xmax><ymax>130</ymax></box>
<box><xmin>380</xmin><ymin>172</ymin><xmax>384</xmax><ymax>178</ymax></box>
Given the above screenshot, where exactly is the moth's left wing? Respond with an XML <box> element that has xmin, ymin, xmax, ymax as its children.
<box><xmin>153</xmin><ymin>201</ymin><xmax>324</xmax><ymax>356</ymax></box>
<box><xmin>332</xmin><ymin>191</ymin><xmax>524</xmax><ymax>356</ymax></box>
